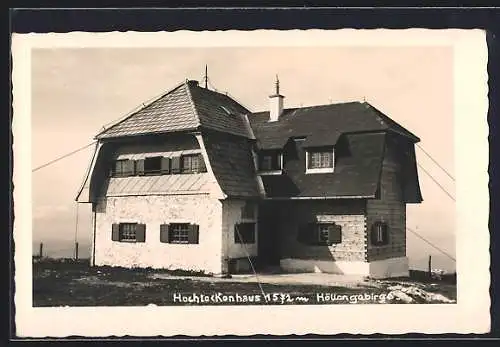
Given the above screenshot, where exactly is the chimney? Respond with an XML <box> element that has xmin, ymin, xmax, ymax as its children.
<box><xmin>269</xmin><ymin>75</ymin><xmax>285</xmax><ymax>122</ymax></box>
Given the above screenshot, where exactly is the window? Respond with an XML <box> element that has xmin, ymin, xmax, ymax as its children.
<box><xmin>307</xmin><ymin>147</ymin><xmax>334</xmax><ymax>171</ymax></box>
<box><xmin>298</xmin><ymin>223</ymin><xmax>342</xmax><ymax>245</ymax></box>
<box><xmin>235</xmin><ymin>223</ymin><xmax>256</xmax><ymax>244</ymax></box>
<box><xmin>111</xmin><ymin>223</ymin><xmax>146</xmax><ymax>242</ymax></box>
<box><xmin>371</xmin><ymin>221</ymin><xmax>389</xmax><ymax>246</ymax></box>
<box><xmin>258</xmin><ymin>150</ymin><xmax>282</xmax><ymax>172</ymax></box>
<box><xmin>160</xmin><ymin>223</ymin><xmax>199</xmax><ymax>244</ymax></box>
<box><xmin>111</xmin><ymin>159</ymin><xmax>135</xmax><ymax>177</ymax></box>
<box><xmin>181</xmin><ymin>154</ymin><xmax>207</xmax><ymax>174</ymax></box>
<box><xmin>144</xmin><ymin>156</ymin><xmax>162</xmax><ymax>175</ymax></box>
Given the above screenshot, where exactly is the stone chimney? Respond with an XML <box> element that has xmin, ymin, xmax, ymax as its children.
<box><xmin>269</xmin><ymin>75</ymin><xmax>285</xmax><ymax>122</ymax></box>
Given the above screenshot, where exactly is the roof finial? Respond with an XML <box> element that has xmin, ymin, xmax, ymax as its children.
<box><xmin>204</xmin><ymin>64</ymin><xmax>208</xmax><ymax>89</ymax></box>
<box><xmin>275</xmin><ymin>74</ymin><xmax>280</xmax><ymax>95</ymax></box>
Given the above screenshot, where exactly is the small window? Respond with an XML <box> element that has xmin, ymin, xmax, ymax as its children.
<box><xmin>165</xmin><ymin>223</ymin><xmax>200</xmax><ymax>244</ymax></box>
<box><xmin>181</xmin><ymin>154</ymin><xmax>206</xmax><ymax>174</ymax></box>
<box><xmin>111</xmin><ymin>159</ymin><xmax>135</xmax><ymax>177</ymax></box>
<box><xmin>371</xmin><ymin>221</ymin><xmax>389</xmax><ymax>246</ymax></box>
<box><xmin>308</xmin><ymin>147</ymin><xmax>334</xmax><ymax>169</ymax></box>
<box><xmin>111</xmin><ymin>223</ymin><xmax>146</xmax><ymax>242</ymax></box>
<box><xmin>241</xmin><ymin>201</ymin><xmax>256</xmax><ymax>220</ymax></box>
<box><xmin>235</xmin><ymin>223</ymin><xmax>256</xmax><ymax>244</ymax></box>
<box><xmin>169</xmin><ymin>223</ymin><xmax>190</xmax><ymax>243</ymax></box>
<box><xmin>298</xmin><ymin>223</ymin><xmax>342</xmax><ymax>245</ymax></box>
<box><xmin>144</xmin><ymin>156</ymin><xmax>162</xmax><ymax>175</ymax></box>
<box><xmin>258</xmin><ymin>150</ymin><xmax>282</xmax><ymax>171</ymax></box>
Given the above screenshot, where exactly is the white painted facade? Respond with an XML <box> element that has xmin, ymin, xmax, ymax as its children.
<box><xmin>92</xmin><ymin>194</ymin><xmax>224</xmax><ymax>275</ymax></box>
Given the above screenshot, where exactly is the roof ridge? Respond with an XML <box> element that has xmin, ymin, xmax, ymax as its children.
<box><xmin>249</xmin><ymin>101</ymin><xmax>362</xmax><ymax>115</ymax></box>
<box><xmin>95</xmin><ymin>80</ymin><xmax>188</xmax><ymax>139</ymax></box>
<box><xmin>184</xmin><ymin>81</ymin><xmax>202</xmax><ymax>129</ymax></box>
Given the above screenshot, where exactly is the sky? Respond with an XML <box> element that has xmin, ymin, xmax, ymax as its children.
<box><xmin>31</xmin><ymin>46</ymin><xmax>456</xmax><ymax>271</ymax></box>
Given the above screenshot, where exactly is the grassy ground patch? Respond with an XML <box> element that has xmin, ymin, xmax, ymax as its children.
<box><xmin>32</xmin><ymin>258</ymin><xmax>456</xmax><ymax>306</ymax></box>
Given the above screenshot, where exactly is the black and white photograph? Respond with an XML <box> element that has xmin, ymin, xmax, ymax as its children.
<box><xmin>13</xmin><ymin>29</ymin><xmax>489</xmax><ymax>336</ymax></box>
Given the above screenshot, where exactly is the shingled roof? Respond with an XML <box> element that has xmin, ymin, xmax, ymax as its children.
<box><xmin>261</xmin><ymin>132</ymin><xmax>386</xmax><ymax>199</ymax></box>
<box><xmin>96</xmin><ymin>80</ymin><xmax>252</xmax><ymax>139</ymax></box>
<box><xmin>249</xmin><ymin>102</ymin><xmax>419</xmax><ymax>150</ymax></box>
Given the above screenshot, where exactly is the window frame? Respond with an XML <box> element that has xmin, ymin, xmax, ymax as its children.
<box><xmin>257</xmin><ymin>150</ymin><xmax>283</xmax><ymax>175</ymax></box>
<box><xmin>181</xmin><ymin>154</ymin><xmax>206</xmax><ymax>174</ymax></box>
<box><xmin>143</xmin><ymin>156</ymin><xmax>163</xmax><ymax>175</ymax></box>
<box><xmin>168</xmin><ymin>223</ymin><xmax>191</xmax><ymax>244</ymax></box>
<box><xmin>298</xmin><ymin>222</ymin><xmax>342</xmax><ymax>246</ymax></box>
<box><xmin>234</xmin><ymin>222</ymin><xmax>256</xmax><ymax>244</ymax></box>
<box><xmin>305</xmin><ymin>146</ymin><xmax>335</xmax><ymax>174</ymax></box>
<box><xmin>111</xmin><ymin>159</ymin><xmax>135</xmax><ymax>177</ymax></box>
<box><xmin>119</xmin><ymin>223</ymin><xmax>138</xmax><ymax>242</ymax></box>
<box><xmin>371</xmin><ymin>221</ymin><xmax>390</xmax><ymax>246</ymax></box>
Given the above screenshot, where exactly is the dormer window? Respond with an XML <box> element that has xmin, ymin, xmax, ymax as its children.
<box><xmin>306</xmin><ymin>146</ymin><xmax>334</xmax><ymax>174</ymax></box>
<box><xmin>258</xmin><ymin>150</ymin><xmax>282</xmax><ymax>174</ymax></box>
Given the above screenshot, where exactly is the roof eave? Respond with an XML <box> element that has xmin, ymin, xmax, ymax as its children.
<box><xmin>95</xmin><ymin>127</ymin><xmax>201</xmax><ymax>141</ymax></box>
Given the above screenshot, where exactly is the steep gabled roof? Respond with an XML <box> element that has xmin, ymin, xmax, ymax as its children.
<box><xmin>261</xmin><ymin>132</ymin><xmax>386</xmax><ymax>199</ymax></box>
<box><xmin>249</xmin><ymin>101</ymin><xmax>419</xmax><ymax>149</ymax></box>
<box><xmin>96</xmin><ymin>80</ymin><xmax>252</xmax><ymax>140</ymax></box>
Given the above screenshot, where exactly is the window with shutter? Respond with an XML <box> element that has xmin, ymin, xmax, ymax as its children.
<box><xmin>144</xmin><ymin>156</ymin><xmax>162</xmax><ymax>175</ymax></box>
<box><xmin>168</xmin><ymin>223</ymin><xmax>190</xmax><ymax>243</ymax></box>
<box><xmin>298</xmin><ymin>223</ymin><xmax>342</xmax><ymax>245</ymax></box>
<box><xmin>113</xmin><ymin>223</ymin><xmax>142</xmax><ymax>242</ymax></box>
<box><xmin>371</xmin><ymin>221</ymin><xmax>389</xmax><ymax>246</ymax></box>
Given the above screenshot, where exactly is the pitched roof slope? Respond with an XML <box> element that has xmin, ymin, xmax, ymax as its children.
<box><xmin>262</xmin><ymin>132</ymin><xmax>386</xmax><ymax>199</ymax></box>
<box><xmin>249</xmin><ymin>102</ymin><xmax>419</xmax><ymax>149</ymax></box>
<box><xmin>202</xmin><ymin>131</ymin><xmax>261</xmax><ymax>198</ymax></box>
<box><xmin>96</xmin><ymin>80</ymin><xmax>252</xmax><ymax>140</ymax></box>
<box><xmin>96</xmin><ymin>82</ymin><xmax>199</xmax><ymax>139</ymax></box>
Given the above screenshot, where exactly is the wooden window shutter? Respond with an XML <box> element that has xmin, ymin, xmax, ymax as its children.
<box><xmin>136</xmin><ymin>159</ymin><xmax>145</xmax><ymax>176</ymax></box>
<box><xmin>382</xmin><ymin>223</ymin><xmax>389</xmax><ymax>245</ymax></box>
<box><xmin>123</xmin><ymin>159</ymin><xmax>135</xmax><ymax>176</ymax></box>
<box><xmin>328</xmin><ymin>224</ymin><xmax>342</xmax><ymax>244</ymax></box>
<box><xmin>161</xmin><ymin>157</ymin><xmax>171</xmax><ymax>174</ymax></box>
<box><xmin>370</xmin><ymin>223</ymin><xmax>378</xmax><ymax>245</ymax></box>
<box><xmin>188</xmin><ymin>224</ymin><xmax>199</xmax><ymax>244</ymax></box>
<box><xmin>171</xmin><ymin>156</ymin><xmax>181</xmax><ymax>174</ymax></box>
<box><xmin>198</xmin><ymin>154</ymin><xmax>207</xmax><ymax>172</ymax></box>
<box><xmin>136</xmin><ymin>224</ymin><xmax>146</xmax><ymax>242</ymax></box>
<box><xmin>160</xmin><ymin>224</ymin><xmax>170</xmax><ymax>243</ymax></box>
<box><xmin>112</xmin><ymin>223</ymin><xmax>120</xmax><ymax>241</ymax></box>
